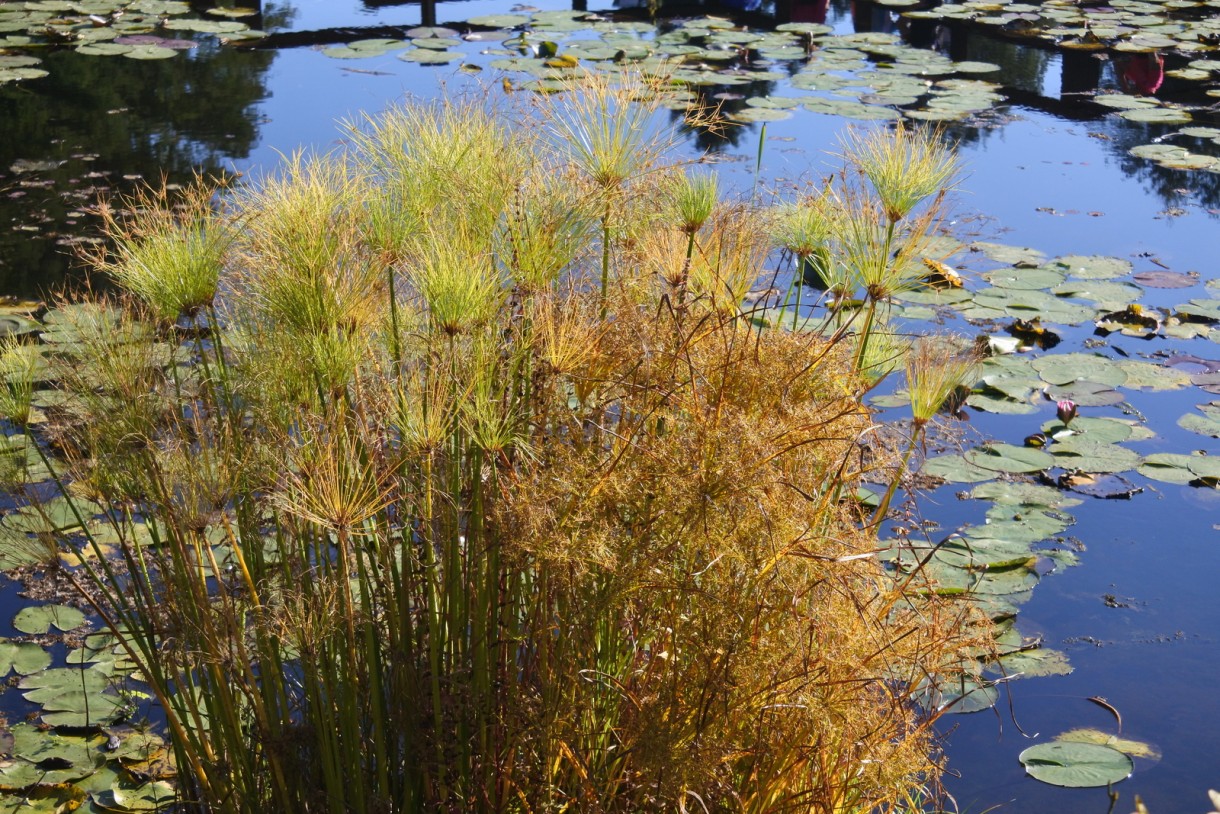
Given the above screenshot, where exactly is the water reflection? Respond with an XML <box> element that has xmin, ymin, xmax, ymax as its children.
<box><xmin>0</xmin><ymin>7</ymin><xmax>290</xmax><ymax>295</ymax></box>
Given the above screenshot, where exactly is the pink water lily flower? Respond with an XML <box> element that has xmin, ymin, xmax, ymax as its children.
<box><xmin>1056</xmin><ymin>399</ymin><xmax>1078</xmax><ymax>427</ymax></box>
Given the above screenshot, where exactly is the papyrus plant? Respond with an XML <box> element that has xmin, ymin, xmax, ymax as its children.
<box><xmin>14</xmin><ymin>82</ymin><xmax>985</xmax><ymax>814</ymax></box>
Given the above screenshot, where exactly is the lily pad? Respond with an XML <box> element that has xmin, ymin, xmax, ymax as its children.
<box><xmin>468</xmin><ymin>13</ymin><xmax>530</xmax><ymax>27</ymax></box>
<box><xmin>970</xmin><ymin>481</ymin><xmax>1078</xmax><ymax>507</ymax></box>
<box><xmin>965</xmin><ymin>443</ymin><xmax>1055</xmax><ymax>473</ymax></box>
<box><xmin>1117</xmin><ymin>361</ymin><xmax>1192</xmax><ymax>391</ymax></box>
<box><xmin>1120</xmin><ymin>107</ymin><xmax>1193</xmax><ymax>124</ymax></box>
<box><xmin>1051</xmin><ymin>440</ymin><xmax>1142</xmax><ymax>474</ymax></box>
<box><xmin>1032</xmin><ymin>352</ymin><xmax>1126</xmax><ymax>387</ymax></box>
<box><xmin>1138</xmin><ymin>452</ymin><xmax>1220</xmax><ymax>485</ymax></box>
<box><xmin>921</xmin><ymin>454</ymin><xmax>1000</xmax><ymax>483</ymax></box>
<box><xmin>1133</xmin><ymin>270</ymin><xmax>1197</xmax><ymax>288</ymax></box>
<box><xmin>1054</xmin><ymin>728</ymin><xmax>1161</xmax><ymax>761</ymax></box>
<box><xmin>0</xmin><ymin>639</ymin><xmax>52</xmax><ymax>675</ymax></box>
<box><xmin>914</xmin><ymin>676</ymin><xmax>999</xmax><ymax>714</ymax></box>
<box><xmin>994</xmin><ymin>647</ymin><xmax>1073</xmax><ymax>677</ymax></box>
<box><xmin>1019</xmin><ymin>741</ymin><xmax>1132</xmax><ymax>788</ymax></box>
<box><xmin>1179</xmin><ymin>402</ymin><xmax>1220</xmax><ymax>437</ymax></box>
<box><xmin>972</xmin><ymin>241</ymin><xmax>1045</xmax><ymax>266</ymax></box>
<box><xmin>1045</xmin><ymin>380</ymin><xmax>1125</xmax><ymax>407</ymax></box>
<box><xmin>1051</xmin><ymin>254</ymin><xmax>1133</xmax><ymax>280</ymax></box>
<box><xmin>13</xmin><ymin>603</ymin><xmax>87</xmax><ymax>635</ymax></box>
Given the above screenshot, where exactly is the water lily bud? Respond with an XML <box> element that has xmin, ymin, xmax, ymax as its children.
<box><xmin>1056</xmin><ymin>399</ymin><xmax>1077</xmax><ymax>427</ymax></box>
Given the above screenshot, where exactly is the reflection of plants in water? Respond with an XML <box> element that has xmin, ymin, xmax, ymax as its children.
<box><xmin>10</xmin><ymin>84</ymin><xmax>985</xmax><ymax>813</ymax></box>
<box><xmin>1105</xmin><ymin>115</ymin><xmax>1220</xmax><ymax>211</ymax></box>
<box><xmin>0</xmin><ymin>5</ymin><xmax>292</xmax><ymax>295</ymax></box>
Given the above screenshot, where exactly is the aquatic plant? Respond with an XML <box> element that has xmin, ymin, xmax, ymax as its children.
<box><xmin>23</xmin><ymin>83</ymin><xmax>982</xmax><ymax>814</ymax></box>
<box><xmin>90</xmin><ymin>178</ymin><xmax>237</xmax><ymax>325</ymax></box>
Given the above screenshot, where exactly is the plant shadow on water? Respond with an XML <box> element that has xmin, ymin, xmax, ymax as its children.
<box><xmin>0</xmin><ymin>0</ymin><xmax>1219</xmax><ymax>810</ymax></box>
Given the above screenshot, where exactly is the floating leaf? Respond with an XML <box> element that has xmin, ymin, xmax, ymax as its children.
<box><xmin>1042</xmin><ymin>416</ymin><xmax>1154</xmax><ymax>444</ymax></box>
<box><xmin>1138</xmin><ymin>452</ymin><xmax>1220</xmax><ymax>485</ymax></box>
<box><xmin>1051</xmin><ymin>254</ymin><xmax>1133</xmax><ymax>280</ymax></box>
<box><xmin>468</xmin><ymin>13</ymin><xmax>530</xmax><ymax>27</ymax></box>
<box><xmin>921</xmin><ymin>454</ymin><xmax>999</xmax><ymax>483</ymax></box>
<box><xmin>1117</xmin><ymin>361</ymin><xmax>1191</xmax><ymax>391</ymax></box>
<box><xmin>1045</xmin><ymin>380</ymin><xmax>1125</xmax><ymax>407</ymax></box>
<box><xmin>1019</xmin><ymin>741</ymin><xmax>1132</xmax><ymax>787</ymax></box>
<box><xmin>1054</xmin><ymin>728</ymin><xmax>1161</xmax><ymax>761</ymax></box>
<box><xmin>1052</xmin><ymin>440</ymin><xmax>1142</xmax><ymax>474</ymax></box>
<box><xmin>1132</xmin><ymin>270</ymin><xmax>1197</xmax><ymax>289</ymax></box>
<box><xmin>972</xmin><ymin>241</ymin><xmax>1045</xmax><ymax>266</ymax></box>
<box><xmin>398</xmin><ymin>49</ymin><xmax>464</xmax><ymax>63</ymax></box>
<box><xmin>13</xmin><ymin>604</ymin><xmax>86</xmax><ymax>635</ymax></box>
<box><xmin>984</xmin><ymin>266</ymin><xmax>1066</xmax><ymax>290</ymax></box>
<box><xmin>994</xmin><ymin>647</ymin><xmax>1073</xmax><ymax>677</ymax></box>
<box><xmin>970</xmin><ymin>481</ymin><xmax>1079</xmax><ymax>507</ymax></box>
<box><xmin>0</xmin><ymin>639</ymin><xmax>52</xmax><ymax>675</ymax></box>
<box><xmin>1178</xmin><ymin>402</ymin><xmax>1220</xmax><ymax>437</ymax></box>
<box><xmin>1119</xmin><ymin>107</ymin><xmax>1193</xmax><ymax>124</ymax></box>
<box><xmin>730</xmin><ymin>107</ymin><xmax>793</xmax><ymax>123</ymax></box>
<box><xmin>121</xmin><ymin>44</ymin><xmax>178</xmax><ymax>59</ymax></box>
<box><xmin>1032</xmin><ymin>354</ymin><xmax>1123</xmax><ymax>387</ymax></box>
<box><xmin>914</xmin><ymin>675</ymin><xmax>999</xmax><ymax>714</ymax></box>
<box><xmin>965</xmin><ymin>443</ymin><xmax>1055</xmax><ymax>473</ymax></box>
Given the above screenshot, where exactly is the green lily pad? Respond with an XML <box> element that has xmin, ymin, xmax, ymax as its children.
<box><xmin>969</xmin><ymin>508</ymin><xmax>1073</xmax><ymax>543</ymax></box>
<box><xmin>1179</xmin><ymin>402</ymin><xmax>1220</xmax><ymax>437</ymax></box>
<box><xmin>1033</xmin><ymin>353</ymin><xmax>1126</xmax><ymax>387</ymax></box>
<box><xmin>994</xmin><ymin>647</ymin><xmax>1073</xmax><ymax>677</ymax></box>
<box><xmin>984</xmin><ymin>266</ymin><xmax>1067</xmax><ymax>290</ymax></box>
<box><xmin>1177</xmin><ymin>299</ymin><xmax>1220</xmax><ymax>321</ymax></box>
<box><xmin>965</xmin><ymin>443</ymin><xmax>1055</xmax><ymax>473</ymax></box>
<box><xmin>1051</xmin><ymin>441</ymin><xmax>1142</xmax><ymax>474</ymax></box>
<box><xmin>0</xmin><ymin>639</ymin><xmax>52</xmax><ymax>675</ymax></box>
<box><xmin>972</xmin><ymin>241</ymin><xmax>1046</xmax><ymax>266</ymax></box>
<box><xmin>915</xmin><ymin>676</ymin><xmax>999</xmax><ymax>714</ymax></box>
<box><xmin>1138</xmin><ymin>452</ymin><xmax>1220</xmax><ymax>485</ymax></box>
<box><xmin>921</xmin><ymin>454</ymin><xmax>1000</xmax><ymax>483</ymax></box>
<box><xmin>1117</xmin><ymin>361</ymin><xmax>1192</xmax><ymax>391</ymax></box>
<box><xmin>730</xmin><ymin>107</ymin><xmax>793</xmax><ymax>123</ymax></box>
<box><xmin>1042</xmin><ymin>416</ymin><xmax>1154</xmax><ymax>444</ymax></box>
<box><xmin>94</xmin><ymin>780</ymin><xmax>176</xmax><ymax>812</ymax></box>
<box><xmin>966</xmin><ymin>390</ymin><xmax>1039</xmax><ymax>415</ymax></box>
<box><xmin>970</xmin><ymin>481</ymin><xmax>1079</xmax><ymax>507</ymax></box>
<box><xmin>1120</xmin><ymin>107</ymin><xmax>1193</xmax><ymax>124</ymax></box>
<box><xmin>2</xmin><ymin>724</ymin><xmax>105</xmax><ymax>785</ymax></box>
<box><xmin>20</xmin><ymin>668</ymin><xmax>128</xmax><ymax>727</ymax></box>
<box><xmin>1019</xmin><ymin>741</ymin><xmax>1132</xmax><ymax>788</ymax></box>
<box><xmin>398</xmin><ymin>49</ymin><xmax>464</xmax><ymax>63</ymax></box>
<box><xmin>13</xmin><ymin>604</ymin><xmax>87</xmax><ymax>635</ymax></box>
<box><xmin>1052</xmin><ymin>280</ymin><xmax>1143</xmax><ymax>305</ymax></box>
<box><xmin>1045</xmin><ymin>380</ymin><xmax>1125</xmax><ymax>407</ymax></box>
<box><xmin>121</xmin><ymin>44</ymin><xmax>178</xmax><ymax>59</ymax></box>
<box><xmin>469</xmin><ymin>13</ymin><xmax>531</xmax><ymax>27</ymax></box>
<box><xmin>1051</xmin><ymin>254</ymin><xmax>1133</xmax><ymax>280</ymax></box>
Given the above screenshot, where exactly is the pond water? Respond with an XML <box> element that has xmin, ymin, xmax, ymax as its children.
<box><xmin>2</xmin><ymin>0</ymin><xmax>1220</xmax><ymax>810</ymax></box>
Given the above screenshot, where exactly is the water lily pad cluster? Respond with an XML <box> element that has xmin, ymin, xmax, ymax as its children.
<box><xmin>0</xmin><ymin>0</ymin><xmax>265</xmax><ymax>83</ymax></box>
<box><xmin>0</xmin><ymin>614</ymin><xmax>168</xmax><ymax>813</ymax></box>
<box><xmin>871</xmin><ymin>237</ymin><xmax>1220</xmax><ymax>721</ymax></box>
<box><xmin>905</xmin><ymin>0</ymin><xmax>1220</xmax><ymax>62</ymax></box>
<box><xmin>441</xmin><ymin>11</ymin><xmax>1004</xmax><ymax>122</ymax></box>
<box><xmin>883</xmin><ymin>477</ymin><xmax>1081</xmax><ymax>713</ymax></box>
